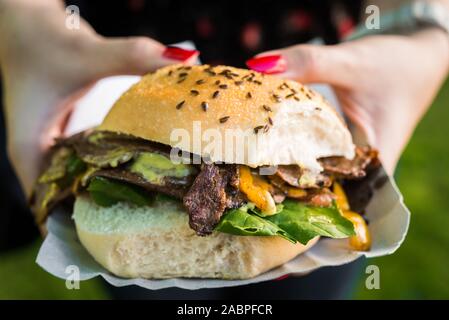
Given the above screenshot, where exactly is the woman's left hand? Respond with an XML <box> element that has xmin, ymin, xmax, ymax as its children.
<box><xmin>247</xmin><ymin>28</ymin><xmax>449</xmax><ymax>174</ymax></box>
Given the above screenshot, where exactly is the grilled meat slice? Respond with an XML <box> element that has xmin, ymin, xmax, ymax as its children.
<box><xmin>183</xmin><ymin>164</ymin><xmax>242</xmax><ymax>236</ymax></box>
<box><xmin>319</xmin><ymin>146</ymin><xmax>379</xmax><ymax>179</ymax></box>
<box><xmin>276</xmin><ymin>165</ymin><xmax>332</xmax><ymax>189</ymax></box>
<box><xmin>90</xmin><ymin>169</ymin><xmax>193</xmax><ymax>200</ymax></box>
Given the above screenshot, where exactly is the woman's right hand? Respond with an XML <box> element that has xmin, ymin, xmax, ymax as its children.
<box><xmin>0</xmin><ymin>0</ymin><xmax>199</xmax><ymax>195</ymax></box>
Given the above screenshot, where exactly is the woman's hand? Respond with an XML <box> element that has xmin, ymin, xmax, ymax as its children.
<box><xmin>0</xmin><ymin>0</ymin><xmax>198</xmax><ymax>195</ymax></box>
<box><xmin>247</xmin><ymin>28</ymin><xmax>449</xmax><ymax>174</ymax></box>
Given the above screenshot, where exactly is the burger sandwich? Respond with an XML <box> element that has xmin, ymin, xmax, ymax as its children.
<box><xmin>31</xmin><ymin>65</ymin><xmax>380</xmax><ymax>279</ymax></box>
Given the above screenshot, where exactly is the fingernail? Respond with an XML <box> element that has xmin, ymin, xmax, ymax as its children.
<box><xmin>275</xmin><ymin>274</ymin><xmax>290</xmax><ymax>281</ymax></box>
<box><xmin>163</xmin><ymin>46</ymin><xmax>199</xmax><ymax>61</ymax></box>
<box><xmin>246</xmin><ymin>54</ymin><xmax>287</xmax><ymax>74</ymax></box>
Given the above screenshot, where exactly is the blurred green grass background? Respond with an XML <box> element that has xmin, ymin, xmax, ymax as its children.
<box><xmin>1</xmin><ymin>79</ymin><xmax>448</xmax><ymax>300</ymax></box>
<box><xmin>354</xmin><ymin>78</ymin><xmax>449</xmax><ymax>299</ymax></box>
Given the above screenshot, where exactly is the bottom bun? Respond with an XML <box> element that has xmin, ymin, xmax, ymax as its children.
<box><xmin>73</xmin><ymin>196</ymin><xmax>318</xmax><ymax>279</ymax></box>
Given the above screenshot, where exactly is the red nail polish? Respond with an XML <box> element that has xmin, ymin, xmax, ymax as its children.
<box><xmin>163</xmin><ymin>46</ymin><xmax>199</xmax><ymax>61</ymax></box>
<box><xmin>275</xmin><ymin>274</ymin><xmax>290</xmax><ymax>281</ymax></box>
<box><xmin>246</xmin><ymin>54</ymin><xmax>287</xmax><ymax>74</ymax></box>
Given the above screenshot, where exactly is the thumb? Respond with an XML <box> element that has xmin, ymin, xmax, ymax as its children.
<box><xmin>84</xmin><ymin>36</ymin><xmax>199</xmax><ymax>79</ymax></box>
<box><xmin>246</xmin><ymin>44</ymin><xmax>353</xmax><ymax>87</ymax></box>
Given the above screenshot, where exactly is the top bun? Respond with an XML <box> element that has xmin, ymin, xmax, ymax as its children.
<box><xmin>99</xmin><ymin>65</ymin><xmax>355</xmax><ymax>172</ymax></box>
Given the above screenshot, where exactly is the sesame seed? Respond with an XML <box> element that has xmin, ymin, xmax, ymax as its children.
<box><xmin>253</xmin><ymin>80</ymin><xmax>262</xmax><ymax>85</ymax></box>
<box><xmin>204</xmin><ymin>67</ymin><xmax>217</xmax><ymax>76</ymax></box>
<box><xmin>201</xmin><ymin>101</ymin><xmax>208</xmax><ymax>111</ymax></box>
<box><xmin>176</xmin><ymin>101</ymin><xmax>185</xmax><ymax>109</ymax></box>
<box><xmin>263</xmin><ymin>124</ymin><xmax>270</xmax><ymax>133</ymax></box>
<box><xmin>215</xmin><ymin>80</ymin><xmax>221</xmax><ymax>85</ymax></box>
<box><xmin>246</xmin><ymin>92</ymin><xmax>252</xmax><ymax>99</ymax></box>
<box><xmin>272</xmin><ymin>94</ymin><xmax>281</xmax><ymax>102</ymax></box>
<box><xmin>306</xmin><ymin>93</ymin><xmax>312</xmax><ymax>99</ymax></box>
<box><xmin>212</xmin><ymin>90</ymin><xmax>220</xmax><ymax>99</ymax></box>
<box><xmin>315</xmin><ymin>107</ymin><xmax>322</xmax><ymax>111</ymax></box>
<box><xmin>177</xmin><ymin>78</ymin><xmax>186</xmax><ymax>84</ymax></box>
<box><xmin>168</xmin><ymin>70</ymin><xmax>173</xmax><ymax>76</ymax></box>
<box><xmin>179</xmin><ymin>72</ymin><xmax>188</xmax><ymax>77</ymax></box>
<box><xmin>219</xmin><ymin>84</ymin><xmax>228</xmax><ymax>89</ymax></box>
<box><xmin>230</xmin><ymin>72</ymin><xmax>239</xmax><ymax>77</ymax></box>
<box><xmin>286</xmin><ymin>93</ymin><xmax>295</xmax><ymax>99</ymax></box>
<box><xmin>254</xmin><ymin>125</ymin><xmax>264</xmax><ymax>134</ymax></box>
<box><xmin>262</xmin><ymin>105</ymin><xmax>272</xmax><ymax>112</ymax></box>
<box><xmin>294</xmin><ymin>96</ymin><xmax>300</xmax><ymax>101</ymax></box>
<box><xmin>268</xmin><ymin>117</ymin><xmax>273</xmax><ymax>125</ymax></box>
<box><xmin>219</xmin><ymin>116</ymin><xmax>230</xmax><ymax>123</ymax></box>
<box><xmin>184</xmin><ymin>66</ymin><xmax>192</xmax><ymax>70</ymax></box>
<box><xmin>278</xmin><ymin>83</ymin><xmax>288</xmax><ymax>90</ymax></box>
<box><xmin>196</xmin><ymin>79</ymin><xmax>206</xmax><ymax>85</ymax></box>
<box><xmin>234</xmin><ymin>81</ymin><xmax>243</xmax><ymax>86</ymax></box>
<box><xmin>190</xmin><ymin>90</ymin><xmax>199</xmax><ymax>96</ymax></box>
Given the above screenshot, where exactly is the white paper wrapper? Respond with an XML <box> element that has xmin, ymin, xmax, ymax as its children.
<box><xmin>36</xmin><ymin>75</ymin><xmax>410</xmax><ymax>291</ymax></box>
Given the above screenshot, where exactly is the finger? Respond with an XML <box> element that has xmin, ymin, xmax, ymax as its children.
<box><xmin>246</xmin><ymin>44</ymin><xmax>354</xmax><ymax>87</ymax></box>
<box><xmin>85</xmin><ymin>36</ymin><xmax>199</xmax><ymax>79</ymax></box>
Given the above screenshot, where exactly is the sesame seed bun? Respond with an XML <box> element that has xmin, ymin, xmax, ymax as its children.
<box><xmin>99</xmin><ymin>64</ymin><xmax>355</xmax><ymax>172</ymax></box>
